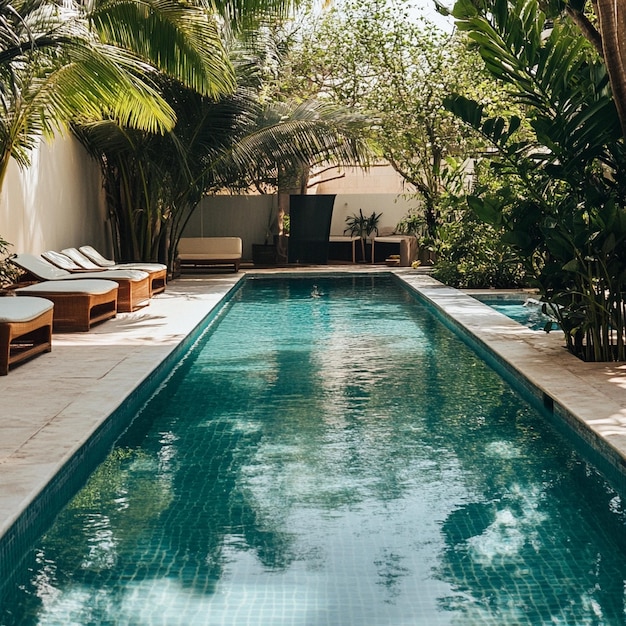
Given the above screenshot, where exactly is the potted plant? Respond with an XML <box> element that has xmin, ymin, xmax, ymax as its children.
<box><xmin>344</xmin><ymin>209</ymin><xmax>382</xmax><ymax>262</ymax></box>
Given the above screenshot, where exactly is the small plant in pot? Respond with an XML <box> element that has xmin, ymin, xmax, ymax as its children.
<box><xmin>344</xmin><ymin>209</ymin><xmax>382</xmax><ymax>262</ymax></box>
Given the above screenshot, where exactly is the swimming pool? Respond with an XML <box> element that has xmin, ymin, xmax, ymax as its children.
<box><xmin>472</xmin><ymin>294</ymin><xmax>559</xmax><ymax>331</ymax></box>
<box><xmin>2</xmin><ymin>275</ymin><xmax>626</xmax><ymax>625</ymax></box>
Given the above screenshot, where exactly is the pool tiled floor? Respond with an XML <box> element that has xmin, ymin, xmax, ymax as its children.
<box><xmin>2</xmin><ymin>268</ymin><xmax>626</xmax><ymax>546</ymax></box>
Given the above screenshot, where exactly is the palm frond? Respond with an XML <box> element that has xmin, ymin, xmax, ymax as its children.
<box><xmin>209</xmin><ymin>98</ymin><xmax>375</xmax><ymax>188</ymax></box>
<box><xmin>90</xmin><ymin>0</ymin><xmax>235</xmax><ymax>97</ymax></box>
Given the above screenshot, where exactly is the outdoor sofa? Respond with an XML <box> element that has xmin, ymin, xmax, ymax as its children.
<box><xmin>177</xmin><ymin>237</ymin><xmax>242</xmax><ymax>272</ymax></box>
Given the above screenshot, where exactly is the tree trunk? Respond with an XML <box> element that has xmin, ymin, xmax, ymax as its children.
<box><xmin>594</xmin><ymin>0</ymin><xmax>626</xmax><ymax>138</ymax></box>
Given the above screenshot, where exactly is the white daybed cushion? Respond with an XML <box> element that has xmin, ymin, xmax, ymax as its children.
<box><xmin>0</xmin><ymin>296</ymin><xmax>54</xmax><ymax>323</ymax></box>
<box><xmin>16</xmin><ymin>279</ymin><xmax>119</xmax><ymax>296</ymax></box>
<box><xmin>12</xmin><ymin>254</ymin><xmax>149</xmax><ymax>283</ymax></box>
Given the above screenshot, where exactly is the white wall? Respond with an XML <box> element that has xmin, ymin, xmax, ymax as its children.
<box><xmin>0</xmin><ymin>143</ymin><xmax>420</xmax><ymax>264</ymax></box>
<box><xmin>186</xmin><ymin>192</ymin><xmax>419</xmax><ymax>261</ymax></box>
<box><xmin>311</xmin><ymin>164</ymin><xmax>420</xmax><ymax>235</ymax></box>
<box><xmin>185</xmin><ymin>195</ymin><xmax>277</xmax><ymax>261</ymax></box>
<box><xmin>329</xmin><ymin>193</ymin><xmax>417</xmax><ymax>237</ymax></box>
<box><xmin>0</xmin><ymin>133</ymin><xmax>107</xmax><ymax>257</ymax></box>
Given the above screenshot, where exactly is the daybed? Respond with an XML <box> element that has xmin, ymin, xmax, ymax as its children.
<box><xmin>74</xmin><ymin>246</ymin><xmax>167</xmax><ymax>295</ymax></box>
<box><xmin>328</xmin><ymin>236</ymin><xmax>360</xmax><ymax>264</ymax></box>
<box><xmin>0</xmin><ymin>296</ymin><xmax>54</xmax><ymax>375</ymax></box>
<box><xmin>12</xmin><ymin>253</ymin><xmax>150</xmax><ymax>313</ymax></box>
<box><xmin>177</xmin><ymin>237</ymin><xmax>242</xmax><ymax>272</ymax></box>
<box><xmin>371</xmin><ymin>234</ymin><xmax>418</xmax><ymax>267</ymax></box>
<box><xmin>15</xmin><ymin>280</ymin><xmax>119</xmax><ymax>332</ymax></box>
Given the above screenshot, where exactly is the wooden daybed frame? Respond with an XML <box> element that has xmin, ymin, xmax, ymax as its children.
<box><xmin>15</xmin><ymin>280</ymin><xmax>119</xmax><ymax>332</ymax></box>
<box><xmin>0</xmin><ymin>296</ymin><xmax>54</xmax><ymax>375</ymax></box>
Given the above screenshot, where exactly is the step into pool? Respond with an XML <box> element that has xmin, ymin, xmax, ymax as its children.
<box><xmin>1</xmin><ymin>275</ymin><xmax>626</xmax><ymax>625</ymax></box>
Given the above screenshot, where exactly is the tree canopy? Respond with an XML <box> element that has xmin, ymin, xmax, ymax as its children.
<box><xmin>265</xmin><ymin>0</ymin><xmax>512</xmax><ymax>237</ymax></box>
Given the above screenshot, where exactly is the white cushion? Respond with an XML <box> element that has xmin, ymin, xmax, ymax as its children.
<box><xmin>178</xmin><ymin>253</ymin><xmax>241</xmax><ymax>260</ymax></box>
<box><xmin>16</xmin><ymin>279</ymin><xmax>119</xmax><ymax>295</ymax></box>
<box><xmin>178</xmin><ymin>237</ymin><xmax>242</xmax><ymax>256</ymax></box>
<box><xmin>12</xmin><ymin>253</ymin><xmax>148</xmax><ymax>282</ymax></box>
<box><xmin>0</xmin><ymin>296</ymin><xmax>54</xmax><ymax>323</ymax></box>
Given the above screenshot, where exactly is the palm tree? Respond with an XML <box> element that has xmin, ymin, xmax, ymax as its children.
<box><xmin>0</xmin><ymin>0</ymin><xmax>250</xmax><ymax>187</ymax></box>
<box><xmin>75</xmin><ymin>70</ymin><xmax>375</xmax><ymax>267</ymax></box>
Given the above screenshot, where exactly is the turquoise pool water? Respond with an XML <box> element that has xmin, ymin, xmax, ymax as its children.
<box><xmin>473</xmin><ymin>295</ymin><xmax>559</xmax><ymax>331</ymax></box>
<box><xmin>2</xmin><ymin>275</ymin><xmax>626</xmax><ymax>625</ymax></box>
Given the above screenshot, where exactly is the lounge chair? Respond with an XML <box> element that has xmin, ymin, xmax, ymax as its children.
<box><xmin>0</xmin><ymin>296</ymin><xmax>54</xmax><ymax>375</ymax></box>
<box><xmin>15</xmin><ymin>279</ymin><xmax>118</xmax><ymax>332</ymax></box>
<box><xmin>63</xmin><ymin>247</ymin><xmax>166</xmax><ymax>296</ymax></box>
<box><xmin>76</xmin><ymin>246</ymin><xmax>167</xmax><ymax>294</ymax></box>
<box><xmin>11</xmin><ymin>253</ymin><xmax>150</xmax><ymax>313</ymax></box>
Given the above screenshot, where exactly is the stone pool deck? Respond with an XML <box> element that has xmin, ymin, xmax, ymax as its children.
<box><xmin>3</xmin><ymin>267</ymin><xmax>626</xmax><ymax>548</ymax></box>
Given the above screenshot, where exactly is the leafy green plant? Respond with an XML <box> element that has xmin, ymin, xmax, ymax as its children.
<box><xmin>432</xmin><ymin>215</ymin><xmax>528</xmax><ymax>289</ymax></box>
<box><xmin>445</xmin><ymin>0</ymin><xmax>626</xmax><ymax>361</ymax></box>
<box><xmin>396</xmin><ymin>211</ymin><xmax>426</xmax><ymax>238</ymax></box>
<box><xmin>0</xmin><ymin>236</ymin><xmax>19</xmax><ymax>288</ymax></box>
<box><xmin>344</xmin><ymin>209</ymin><xmax>382</xmax><ymax>262</ymax></box>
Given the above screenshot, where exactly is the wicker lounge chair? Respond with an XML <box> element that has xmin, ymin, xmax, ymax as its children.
<box><xmin>15</xmin><ymin>279</ymin><xmax>118</xmax><ymax>332</ymax></box>
<box><xmin>65</xmin><ymin>247</ymin><xmax>167</xmax><ymax>296</ymax></box>
<box><xmin>11</xmin><ymin>253</ymin><xmax>150</xmax><ymax>313</ymax></box>
<box><xmin>0</xmin><ymin>296</ymin><xmax>54</xmax><ymax>375</ymax></box>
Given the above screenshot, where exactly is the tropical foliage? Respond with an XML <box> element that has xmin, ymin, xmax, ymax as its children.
<box><xmin>3</xmin><ymin>0</ymin><xmax>370</xmax><ymax>267</ymax></box>
<box><xmin>68</xmin><ymin>0</ymin><xmax>376</xmax><ymax>267</ymax></box>
<box><xmin>432</xmin><ymin>214</ymin><xmax>528</xmax><ymax>288</ymax></box>
<box><xmin>269</xmin><ymin>0</ymin><xmax>512</xmax><ymax>243</ymax></box>
<box><xmin>77</xmin><ymin>78</ymin><xmax>373</xmax><ymax>266</ymax></box>
<box><xmin>446</xmin><ymin>0</ymin><xmax>626</xmax><ymax>361</ymax></box>
<box><xmin>0</xmin><ymin>0</ymin><xmax>234</xmax><ymax>187</ymax></box>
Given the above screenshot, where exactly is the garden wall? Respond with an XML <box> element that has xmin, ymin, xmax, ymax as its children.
<box><xmin>185</xmin><ymin>192</ymin><xmax>416</xmax><ymax>261</ymax></box>
<box><xmin>0</xmin><ymin>134</ymin><xmax>108</xmax><ymax>257</ymax></box>
<box><xmin>0</xmin><ymin>136</ymin><xmax>418</xmax><ymax>263</ymax></box>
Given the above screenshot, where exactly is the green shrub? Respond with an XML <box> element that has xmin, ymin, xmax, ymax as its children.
<box><xmin>432</xmin><ymin>217</ymin><xmax>529</xmax><ymax>289</ymax></box>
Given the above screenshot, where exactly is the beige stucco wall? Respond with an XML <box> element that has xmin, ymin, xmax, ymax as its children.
<box><xmin>311</xmin><ymin>164</ymin><xmax>409</xmax><ymax>195</ymax></box>
<box><xmin>311</xmin><ymin>164</ymin><xmax>419</xmax><ymax>235</ymax></box>
<box><xmin>0</xmin><ymin>133</ymin><xmax>107</xmax><ymax>257</ymax></box>
<box><xmin>0</xmin><ymin>145</ymin><xmax>419</xmax><ymax>264</ymax></box>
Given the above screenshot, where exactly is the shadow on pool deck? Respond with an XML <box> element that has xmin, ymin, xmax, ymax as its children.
<box><xmin>2</xmin><ymin>266</ymin><xmax>626</xmax><ymax>548</ymax></box>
